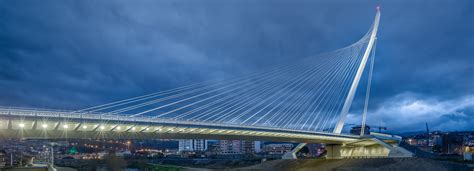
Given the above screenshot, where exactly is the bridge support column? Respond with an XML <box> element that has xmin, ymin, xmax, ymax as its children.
<box><xmin>282</xmin><ymin>143</ymin><xmax>307</xmax><ymax>159</ymax></box>
<box><xmin>325</xmin><ymin>144</ymin><xmax>342</xmax><ymax>159</ymax></box>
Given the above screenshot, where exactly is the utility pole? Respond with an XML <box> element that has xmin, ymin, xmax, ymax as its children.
<box><xmin>426</xmin><ymin>122</ymin><xmax>430</xmax><ymax>148</ymax></box>
<box><xmin>50</xmin><ymin>146</ymin><xmax>54</xmax><ymax>166</ymax></box>
<box><xmin>48</xmin><ymin>145</ymin><xmax>57</xmax><ymax>171</ymax></box>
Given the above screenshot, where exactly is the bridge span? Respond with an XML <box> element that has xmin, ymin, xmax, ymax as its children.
<box><xmin>0</xmin><ymin>8</ymin><xmax>414</xmax><ymax>159</ymax></box>
<box><xmin>0</xmin><ymin>107</ymin><xmax>412</xmax><ymax>159</ymax></box>
<box><xmin>0</xmin><ymin>107</ymin><xmax>359</xmax><ymax>143</ymax></box>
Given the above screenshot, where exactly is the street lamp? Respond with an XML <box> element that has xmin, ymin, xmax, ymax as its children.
<box><xmin>126</xmin><ymin>141</ymin><xmax>131</xmax><ymax>150</ymax></box>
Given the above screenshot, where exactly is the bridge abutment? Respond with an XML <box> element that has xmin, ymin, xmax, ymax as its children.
<box><xmin>325</xmin><ymin>138</ymin><xmax>413</xmax><ymax>159</ymax></box>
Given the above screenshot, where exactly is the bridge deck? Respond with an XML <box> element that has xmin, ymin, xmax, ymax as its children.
<box><xmin>0</xmin><ymin>107</ymin><xmax>359</xmax><ymax>143</ymax></box>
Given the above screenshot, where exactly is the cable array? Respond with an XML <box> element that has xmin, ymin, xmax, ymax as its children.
<box><xmin>77</xmin><ymin>24</ymin><xmax>377</xmax><ymax>133</ymax></box>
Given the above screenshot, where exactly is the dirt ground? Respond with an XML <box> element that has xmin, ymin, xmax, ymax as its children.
<box><xmin>225</xmin><ymin>158</ymin><xmax>473</xmax><ymax>171</ymax></box>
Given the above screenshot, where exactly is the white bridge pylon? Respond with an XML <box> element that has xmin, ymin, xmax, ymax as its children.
<box><xmin>334</xmin><ymin>8</ymin><xmax>381</xmax><ymax>134</ymax></box>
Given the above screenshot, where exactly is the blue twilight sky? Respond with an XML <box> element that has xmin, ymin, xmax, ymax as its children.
<box><xmin>0</xmin><ymin>0</ymin><xmax>473</xmax><ymax>133</ymax></box>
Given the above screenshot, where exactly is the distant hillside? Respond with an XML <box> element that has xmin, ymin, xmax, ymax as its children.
<box><xmin>398</xmin><ymin>131</ymin><xmax>428</xmax><ymax>137</ymax></box>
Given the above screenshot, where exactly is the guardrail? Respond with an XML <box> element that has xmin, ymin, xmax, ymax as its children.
<box><xmin>371</xmin><ymin>132</ymin><xmax>402</xmax><ymax>141</ymax></box>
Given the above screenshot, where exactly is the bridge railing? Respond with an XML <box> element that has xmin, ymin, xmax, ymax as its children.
<box><xmin>0</xmin><ymin>107</ymin><xmax>276</xmax><ymax>128</ymax></box>
<box><xmin>0</xmin><ymin>105</ymin><xmax>73</xmax><ymax>113</ymax></box>
<box><xmin>370</xmin><ymin>132</ymin><xmax>402</xmax><ymax>141</ymax></box>
<box><xmin>81</xmin><ymin>113</ymin><xmax>102</xmax><ymax>119</ymax></box>
<box><xmin>36</xmin><ymin>111</ymin><xmax>60</xmax><ymax>117</ymax></box>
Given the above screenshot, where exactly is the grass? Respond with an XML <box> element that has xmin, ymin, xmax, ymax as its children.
<box><xmin>147</xmin><ymin>164</ymin><xmax>184</xmax><ymax>171</ymax></box>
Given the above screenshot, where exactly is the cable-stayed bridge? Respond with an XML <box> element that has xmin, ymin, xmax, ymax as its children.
<box><xmin>0</xmin><ymin>9</ymin><xmax>413</xmax><ymax>158</ymax></box>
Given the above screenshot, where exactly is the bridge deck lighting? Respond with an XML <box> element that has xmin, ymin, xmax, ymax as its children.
<box><xmin>82</xmin><ymin>125</ymin><xmax>88</xmax><ymax>129</ymax></box>
<box><xmin>131</xmin><ymin>127</ymin><xmax>136</xmax><ymax>131</ymax></box>
<box><xmin>116</xmin><ymin>126</ymin><xmax>121</xmax><ymax>130</ymax></box>
<box><xmin>19</xmin><ymin>123</ymin><xmax>25</xmax><ymax>128</ymax></box>
<box><xmin>42</xmin><ymin>124</ymin><xmax>48</xmax><ymax>128</ymax></box>
<box><xmin>100</xmin><ymin>126</ymin><xmax>105</xmax><ymax>130</ymax></box>
<box><xmin>63</xmin><ymin>125</ymin><xmax>69</xmax><ymax>129</ymax></box>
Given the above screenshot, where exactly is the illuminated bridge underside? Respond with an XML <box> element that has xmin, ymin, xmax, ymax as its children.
<box><xmin>0</xmin><ymin>108</ymin><xmax>358</xmax><ymax>143</ymax></box>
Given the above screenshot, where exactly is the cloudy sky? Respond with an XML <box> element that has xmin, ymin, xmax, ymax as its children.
<box><xmin>0</xmin><ymin>0</ymin><xmax>473</xmax><ymax>133</ymax></box>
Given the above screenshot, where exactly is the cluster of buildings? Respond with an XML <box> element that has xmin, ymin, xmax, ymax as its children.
<box><xmin>0</xmin><ymin>139</ymin><xmax>177</xmax><ymax>168</ymax></box>
<box><xmin>178</xmin><ymin>140</ymin><xmax>264</xmax><ymax>155</ymax></box>
<box><xmin>404</xmin><ymin>131</ymin><xmax>474</xmax><ymax>155</ymax></box>
<box><xmin>0</xmin><ymin>137</ymin><xmax>331</xmax><ymax>169</ymax></box>
<box><xmin>0</xmin><ymin>138</ymin><xmax>323</xmax><ymax>168</ymax></box>
<box><xmin>178</xmin><ymin>139</ymin><xmax>283</xmax><ymax>155</ymax></box>
<box><xmin>177</xmin><ymin>139</ymin><xmax>326</xmax><ymax>158</ymax></box>
<box><xmin>0</xmin><ymin>139</ymin><xmax>54</xmax><ymax>167</ymax></box>
<box><xmin>178</xmin><ymin>139</ymin><xmax>208</xmax><ymax>152</ymax></box>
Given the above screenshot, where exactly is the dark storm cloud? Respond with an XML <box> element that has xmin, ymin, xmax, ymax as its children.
<box><xmin>0</xmin><ymin>0</ymin><xmax>473</xmax><ymax>132</ymax></box>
